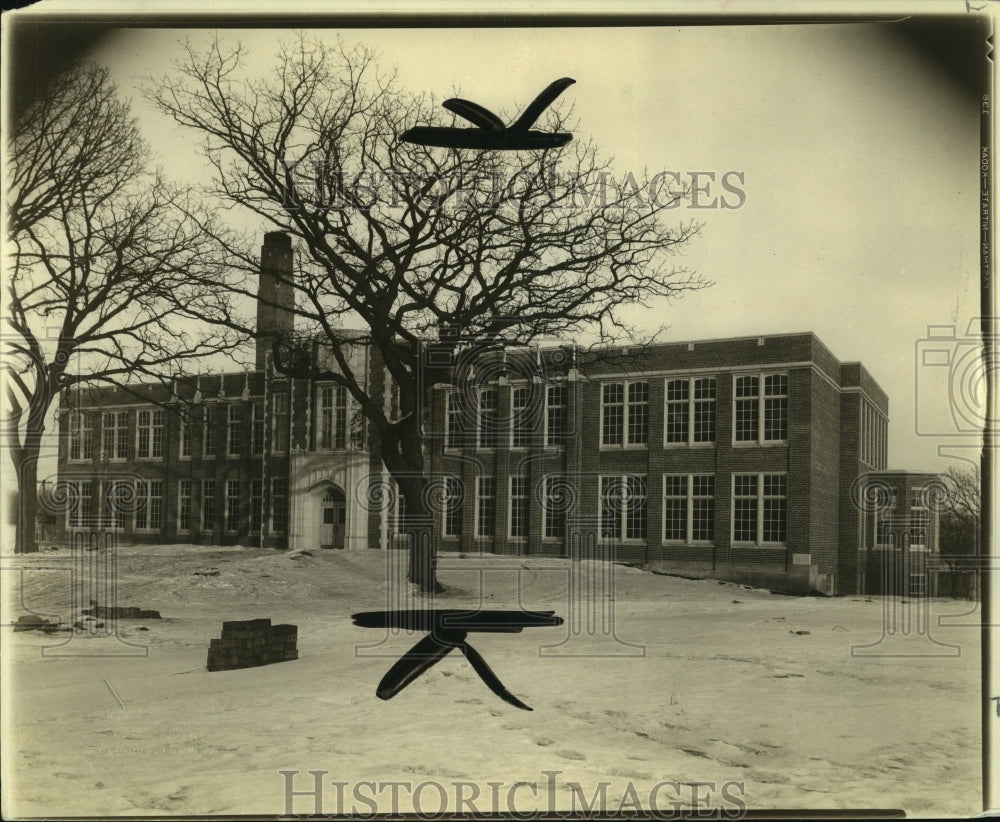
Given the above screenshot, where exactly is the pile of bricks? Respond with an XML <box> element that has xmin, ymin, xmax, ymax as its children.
<box><xmin>207</xmin><ymin>618</ymin><xmax>298</xmax><ymax>672</ymax></box>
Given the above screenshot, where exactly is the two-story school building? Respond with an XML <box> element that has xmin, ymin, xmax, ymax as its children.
<box><xmin>51</xmin><ymin>232</ymin><xmax>941</xmax><ymax>596</ymax></box>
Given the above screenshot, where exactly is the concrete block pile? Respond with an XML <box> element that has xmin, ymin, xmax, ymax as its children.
<box><xmin>207</xmin><ymin>618</ymin><xmax>298</xmax><ymax>672</ymax></box>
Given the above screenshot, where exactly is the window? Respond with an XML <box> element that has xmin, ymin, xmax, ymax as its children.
<box><xmin>178</xmin><ymin>480</ymin><xmax>192</xmax><ymax>531</ymax></box>
<box><xmin>180</xmin><ymin>412</ymin><xmax>192</xmax><ymax>458</ymax></box>
<box><xmin>134</xmin><ymin>480</ymin><xmax>162</xmax><ymax>531</ymax></box>
<box><xmin>600</xmin><ymin>475</ymin><xmax>647</xmax><ymax>541</ymax></box>
<box><xmin>136</xmin><ymin>409</ymin><xmax>164</xmax><ymax>459</ymax></box>
<box><xmin>250</xmin><ymin>479</ymin><xmax>264</xmax><ymax>532</ymax></box>
<box><xmin>227</xmin><ymin>405</ymin><xmax>242</xmax><ymax>456</ymax></box>
<box><xmin>225</xmin><ymin>479</ymin><xmax>240</xmax><ymax>532</ymax></box>
<box><xmin>67</xmin><ymin>480</ymin><xmax>94</xmax><ymax>528</ymax></box>
<box><xmin>387</xmin><ymin>482</ymin><xmax>409</xmax><ymax>547</ymax></box>
<box><xmin>68</xmin><ymin>412</ymin><xmax>94</xmax><ymax>461</ymax></box>
<box><xmin>252</xmin><ymin>402</ymin><xmax>265</xmax><ymax>455</ymax></box>
<box><xmin>319</xmin><ymin>385</ymin><xmax>348</xmax><ymax>449</ymax></box>
<box><xmin>478</xmin><ymin>389</ymin><xmax>500</xmax><ymax>449</ymax></box>
<box><xmin>444</xmin><ymin>477</ymin><xmax>463</xmax><ymax>537</ymax></box>
<box><xmin>445</xmin><ymin>391</ymin><xmax>465</xmax><ymax>450</ymax></box>
<box><xmin>271</xmin><ymin>478</ymin><xmax>288</xmax><ymax>533</ymax></box>
<box><xmin>546</xmin><ymin>384</ymin><xmax>568</xmax><ymax>447</ymax></box>
<box><xmin>509</xmin><ymin>476</ymin><xmax>529</xmax><ymax>539</ymax></box>
<box><xmin>476</xmin><ymin>476</ymin><xmax>496</xmax><ymax>538</ymax></box>
<box><xmin>273</xmin><ymin>393</ymin><xmax>289</xmax><ymax>453</ymax></box>
<box><xmin>202</xmin><ymin>480</ymin><xmax>216</xmax><ymax>532</ymax></box>
<box><xmin>544</xmin><ymin>476</ymin><xmax>569</xmax><ymax>540</ymax></box>
<box><xmin>601</xmin><ymin>382</ymin><xmax>648</xmax><ymax>446</ymax></box>
<box><xmin>733</xmin><ymin>473</ymin><xmax>787</xmax><ymax>545</ymax></box>
<box><xmin>734</xmin><ymin>374</ymin><xmax>788</xmax><ymax>444</ymax></box>
<box><xmin>203</xmin><ymin>406</ymin><xmax>217</xmax><ymax>458</ymax></box>
<box><xmin>102</xmin><ymin>411</ymin><xmax>129</xmax><ymax>460</ymax></box>
<box><xmin>511</xmin><ymin>386</ymin><xmax>531</xmax><ymax>448</ymax></box>
<box><xmin>663</xmin><ymin>474</ymin><xmax>715</xmax><ymax>543</ymax></box>
<box><xmin>665</xmin><ymin>377</ymin><xmax>716</xmax><ymax>445</ymax></box>
<box><xmin>101</xmin><ymin>481</ymin><xmax>128</xmax><ymax>530</ymax></box>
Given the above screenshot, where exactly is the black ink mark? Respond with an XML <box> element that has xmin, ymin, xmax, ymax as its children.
<box><xmin>353</xmin><ymin>610</ymin><xmax>564</xmax><ymax>711</ymax></box>
<box><xmin>401</xmin><ymin>78</ymin><xmax>575</xmax><ymax>151</ymax></box>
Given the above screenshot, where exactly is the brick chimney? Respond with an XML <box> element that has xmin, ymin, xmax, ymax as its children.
<box><xmin>256</xmin><ymin>232</ymin><xmax>294</xmax><ymax>370</ymax></box>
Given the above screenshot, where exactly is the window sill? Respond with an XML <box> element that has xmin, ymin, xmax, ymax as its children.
<box><xmin>661</xmin><ymin>541</ymin><xmax>715</xmax><ymax>548</ymax></box>
<box><xmin>731</xmin><ymin>542</ymin><xmax>788</xmax><ymax>549</ymax></box>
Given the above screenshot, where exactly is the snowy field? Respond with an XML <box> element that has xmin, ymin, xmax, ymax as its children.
<box><xmin>1</xmin><ymin>544</ymin><xmax>982</xmax><ymax>818</ymax></box>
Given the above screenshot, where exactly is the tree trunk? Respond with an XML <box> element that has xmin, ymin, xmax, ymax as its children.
<box><xmin>14</xmin><ymin>440</ymin><xmax>40</xmax><ymax>554</ymax></box>
<box><xmin>380</xmin><ymin>414</ymin><xmax>440</xmax><ymax>594</ymax></box>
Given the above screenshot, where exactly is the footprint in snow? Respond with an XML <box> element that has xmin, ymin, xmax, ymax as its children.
<box><xmin>556</xmin><ymin>749</ymin><xmax>586</xmax><ymax>761</ymax></box>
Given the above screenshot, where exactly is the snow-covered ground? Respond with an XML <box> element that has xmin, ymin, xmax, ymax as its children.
<box><xmin>1</xmin><ymin>544</ymin><xmax>982</xmax><ymax>817</ymax></box>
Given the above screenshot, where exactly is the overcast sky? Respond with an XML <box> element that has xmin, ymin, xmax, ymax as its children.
<box><xmin>71</xmin><ymin>20</ymin><xmax>986</xmax><ymax>473</ymax></box>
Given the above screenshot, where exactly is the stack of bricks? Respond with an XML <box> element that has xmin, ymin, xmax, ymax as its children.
<box><xmin>207</xmin><ymin>618</ymin><xmax>298</xmax><ymax>672</ymax></box>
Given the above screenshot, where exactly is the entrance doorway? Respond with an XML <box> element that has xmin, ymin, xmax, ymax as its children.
<box><xmin>320</xmin><ymin>487</ymin><xmax>346</xmax><ymax>549</ymax></box>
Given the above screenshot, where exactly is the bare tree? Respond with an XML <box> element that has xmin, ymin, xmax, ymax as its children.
<box><xmin>5</xmin><ymin>62</ymin><xmax>238</xmax><ymax>553</ymax></box>
<box><xmin>938</xmin><ymin>466</ymin><xmax>981</xmax><ymax>599</ymax></box>
<box><xmin>151</xmin><ymin>36</ymin><xmax>707</xmax><ymax>591</ymax></box>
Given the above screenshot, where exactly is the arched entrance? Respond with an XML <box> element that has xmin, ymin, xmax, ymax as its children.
<box><xmin>318</xmin><ymin>485</ymin><xmax>346</xmax><ymax>549</ymax></box>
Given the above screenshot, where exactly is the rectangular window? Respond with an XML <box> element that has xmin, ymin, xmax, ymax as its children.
<box><xmin>444</xmin><ymin>476</ymin><xmax>463</xmax><ymax>537</ymax></box>
<box><xmin>691</xmin><ymin>475</ymin><xmax>715</xmax><ymax>542</ymax></box>
<box><xmin>225</xmin><ymin>479</ymin><xmax>240</xmax><ymax>532</ymax></box>
<box><xmin>68</xmin><ymin>480</ymin><xmax>94</xmax><ymax>528</ymax></box>
<box><xmin>600</xmin><ymin>475</ymin><xmax>647</xmax><ymax>540</ymax></box>
<box><xmin>101</xmin><ymin>481</ymin><xmax>127</xmax><ymax>530</ymax></box>
<box><xmin>178</xmin><ymin>480</ymin><xmax>192</xmax><ymax>531</ymax></box>
<box><xmin>227</xmin><ymin>405</ymin><xmax>242</xmax><ymax>456</ymax></box>
<box><xmin>271</xmin><ymin>478</ymin><xmax>288</xmax><ymax>533</ymax></box>
<box><xmin>478</xmin><ymin>388</ymin><xmax>500</xmax><ymax>449</ymax></box>
<box><xmin>250</xmin><ymin>479</ymin><xmax>264</xmax><ymax>532</ymax></box>
<box><xmin>664</xmin><ymin>474</ymin><xmax>715</xmax><ymax>543</ymax></box>
<box><xmin>476</xmin><ymin>476</ymin><xmax>496</xmax><ymax>538</ymax></box>
<box><xmin>202</xmin><ymin>480</ymin><xmax>216</xmax><ymax>532</ymax></box>
<box><xmin>546</xmin><ymin>384</ymin><xmax>568</xmax><ymax>447</ymax></box>
<box><xmin>601</xmin><ymin>382</ymin><xmax>648</xmax><ymax>446</ymax></box>
<box><xmin>136</xmin><ymin>409</ymin><xmax>165</xmax><ymax>459</ymax></box>
<box><xmin>544</xmin><ymin>476</ymin><xmax>567</xmax><ymax>540</ymax></box>
<box><xmin>509</xmin><ymin>476</ymin><xmax>529</xmax><ymax>539</ymax></box>
<box><xmin>733</xmin><ymin>473</ymin><xmax>787</xmax><ymax>545</ymax></box>
<box><xmin>387</xmin><ymin>482</ymin><xmax>409</xmax><ymax>547</ymax></box>
<box><xmin>319</xmin><ymin>385</ymin><xmax>348</xmax><ymax>449</ymax></box>
<box><xmin>601</xmin><ymin>383</ymin><xmax>623</xmax><ymax>445</ymax></box>
<box><xmin>666</xmin><ymin>377</ymin><xmax>716</xmax><ymax>445</ymax></box>
<box><xmin>134</xmin><ymin>480</ymin><xmax>162</xmax><ymax>531</ymax></box>
<box><xmin>735</xmin><ymin>374</ymin><xmax>787</xmax><ymax>444</ymax></box>
<box><xmin>203</xmin><ymin>406</ymin><xmax>216</xmax><ymax>458</ymax></box>
<box><xmin>252</xmin><ymin>402</ymin><xmax>265</xmax><ymax>455</ymax></box>
<box><xmin>335</xmin><ymin>387</ymin><xmax>348</xmax><ymax>449</ymax></box>
<box><xmin>763</xmin><ymin>375</ymin><xmax>788</xmax><ymax>441</ymax></box>
<box><xmin>273</xmin><ymin>393</ymin><xmax>289</xmax><ymax>453</ymax></box>
<box><xmin>762</xmin><ymin>474</ymin><xmax>787</xmax><ymax>542</ymax></box>
<box><xmin>734</xmin><ymin>377</ymin><xmax>760</xmax><ymax>443</ymax></box>
<box><xmin>68</xmin><ymin>412</ymin><xmax>94</xmax><ymax>461</ymax></box>
<box><xmin>102</xmin><ymin>411</ymin><xmax>129</xmax><ymax>460</ymax></box>
<box><xmin>511</xmin><ymin>386</ymin><xmax>531</xmax><ymax>448</ymax></box>
<box><xmin>180</xmin><ymin>412</ymin><xmax>192</xmax><ymax>458</ymax></box>
<box><xmin>445</xmin><ymin>391</ymin><xmax>464</xmax><ymax>450</ymax></box>
<box><xmin>663</xmin><ymin>475</ymin><xmax>688</xmax><ymax>541</ymax></box>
